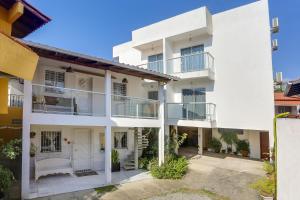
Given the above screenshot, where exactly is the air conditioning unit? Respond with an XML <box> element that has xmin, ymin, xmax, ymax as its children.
<box><xmin>271</xmin><ymin>17</ymin><xmax>279</xmax><ymax>33</ymax></box>
<box><xmin>272</xmin><ymin>39</ymin><xmax>278</xmax><ymax>51</ymax></box>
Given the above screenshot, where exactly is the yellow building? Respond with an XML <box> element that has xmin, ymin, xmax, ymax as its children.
<box><xmin>0</xmin><ymin>0</ymin><xmax>50</xmax><ymax>114</ymax></box>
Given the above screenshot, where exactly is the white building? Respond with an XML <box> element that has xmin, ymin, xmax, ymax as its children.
<box><xmin>19</xmin><ymin>0</ymin><xmax>275</xmax><ymax>199</ymax></box>
<box><xmin>113</xmin><ymin>0</ymin><xmax>274</xmax><ymax>159</ymax></box>
<box><xmin>20</xmin><ymin>41</ymin><xmax>177</xmax><ymax>199</ymax></box>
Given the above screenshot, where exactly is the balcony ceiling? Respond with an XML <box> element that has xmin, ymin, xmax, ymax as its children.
<box><xmin>21</xmin><ymin>40</ymin><xmax>180</xmax><ymax>82</ymax></box>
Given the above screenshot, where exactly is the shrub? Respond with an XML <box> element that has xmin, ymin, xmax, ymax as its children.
<box><xmin>251</xmin><ymin>176</ymin><xmax>275</xmax><ymax>197</ymax></box>
<box><xmin>220</xmin><ymin>132</ymin><xmax>238</xmax><ymax>150</ymax></box>
<box><xmin>111</xmin><ymin>149</ymin><xmax>119</xmax><ymax>164</ymax></box>
<box><xmin>208</xmin><ymin>137</ymin><xmax>222</xmax><ymax>153</ymax></box>
<box><xmin>1</xmin><ymin>139</ymin><xmax>21</xmax><ymax>160</ymax></box>
<box><xmin>236</xmin><ymin>139</ymin><xmax>250</xmax><ymax>153</ymax></box>
<box><xmin>150</xmin><ymin>155</ymin><xmax>188</xmax><ymax>179</ymax></box>
<box><xmin>263</xmin><ymin>161</ymin><xmax>275</xmax><ymax>175</ymax></box>
<box><xmin>0</xmin><ymin>165</ymin><xmax>14</xmax><ymax>194</ymax></box>
<box><xmin>138</xmin><ymin>157</ymin><xmax>150</xmax><ymax>170</ymax></box>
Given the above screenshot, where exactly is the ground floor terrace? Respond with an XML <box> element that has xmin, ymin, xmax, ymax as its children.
<box><xmin>168</xmin><ymin>126</ymin><xmax>270</xmax><ymax>160</ymax></box>
<box><xmin>22</xmin><ymin>125</ymin><xmax>161</xmax><ymax>199</ymax></box>
<box><xmin>33</xmin><ymin>154</ymin><xmax>264</xmax><ymax>200</ymax></box>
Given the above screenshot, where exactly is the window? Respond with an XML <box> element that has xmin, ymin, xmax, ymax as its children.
<box><xmin>148</xmin><ymin>53</ymin><xmax>163</xmax><ymax>73</ymax></box>
<box><xmin>181</xmin><ymin>45</ymin><xmax>204</xmax><ymax>72</ymax></box>
<box><xmin>277</xmin><ymin>106</ymin><xmax>292</xmax><ymax>114</ymax></box>
<box><xmin>41</xmin><ymin>131</ymin><xmax>62</xmax><ymax>153</ymax></box>
<box><xmin>113</xmin><ymin>82</ymin><xmax>127</xmax><ymax>96</ymax></box>
<box><xmin>45</xmin><ymin>70</ymin><xmax>65</xmax><ymax>93</ymax></box>
<box><xmin>182</xmin><ymin>88</ymin><xmax>206</xmax><ymax>120</ymax></box>
<box><xmin>113</xmin><ymin>56</ymin><xmax>119</xmax><ymax>62</ymax></box>
<box><xmin>114</xmin><ymin>132</ymin><xmax>127</xmax><ymax>149</ymax></box>
<box><xmin>99</xmin><ymin>133</ymin><xmax>105</xmax><ymax>151</ymax></box>
<box><xmin>148</xmin><ymin>91</ymin><xmax>158</xmax><ymax>100</ymax></box>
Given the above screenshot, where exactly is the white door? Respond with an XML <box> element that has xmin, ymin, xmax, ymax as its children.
<box><xmin>75</xmin><ymin>76</ymin><xmax>92</xmax><ymax>115</ymax></box>
<box><xmin>73</xmin><ymin>129</ymin><xmax>91</xmax><ymax>171</ymax></box>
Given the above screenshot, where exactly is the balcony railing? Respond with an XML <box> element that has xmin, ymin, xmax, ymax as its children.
<box><xmin>8</xmin><ymin>94</ymin><xmax>24</xmax><ymax>108</ymax></box>
<box><xmin>167</xmin><ymin>102</ymin><xmax>216</xmax><ymax>121</ymax></box>
<box><xmin>32</xmin><ymin>84</ymin><xmax>105</xmax><ymax>116</ymax></box>
<box><xmin>167</xmin><ymin>52</ymin><xmax>214</xmax><ymax>74</ymax></box>
<box><xmin>111</xmin><ymin>94</ymin><xmax>159</xmax><ymax>119</ymax></box>
<box><xmin>137</xmin><ymin>60</ymin><xmax>163</xmax><ymax>73</ymax></box>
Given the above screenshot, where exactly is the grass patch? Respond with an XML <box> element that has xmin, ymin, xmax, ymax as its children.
<box><xmin>94</xmin><ymin>185</ymin><xmax>117</xmax><ymax>194</ymax></box>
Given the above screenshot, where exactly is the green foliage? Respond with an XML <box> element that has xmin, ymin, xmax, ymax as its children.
<box><xmin>94</xmin><ymin>185</ymin><xmax>117</xmax><ymax>194</ymax></box>
<box><xmin>138</xmin><ymin>157</ymin><xmax>151</xmax><ymax>170</ymax></box>
<box><xmin>168</xmin><ymin>127</ymin><xmax>188</xmax><ymax>154</ymax></box>
<box><xmin>251</xmin><ymin>176</ymin><xmax>275</xmax><ymax>197</ymax></box>
<box><xmin>220</xmin><ymin>132</ymin><xmax>238</xmax><ymax>146</ymax></box>
<box><xmin>208</xmin><ymin>137</ymin><xmax>222</xmax><ymax>153</ymax></box>
<box><xmin>0</xmin><ymin>165</ymin><xmax>14</xmax><ymax>193</ymax></box>
<box><xmin>263</xmin><ymin>161</ymin><xmax>275</xmax><ymax>175</ymax></box>
<box><xmin>1</xmin><ymin>139</ymin><xmax>21</xmax><ymax>160</ymax></box>
<box><xmin>111</xmin><ymin>149</ymin><xmax>119</xmax><ymax>164</ymax></box>
<box><xmin>236</xmin><ymin>139</ymin><xmax>250</xmax><ymax>153</ymax></box>
<box><xmin>150</xmin><ymin>155</ymin><xmax>188</xmax><ymax>179</ymax></box>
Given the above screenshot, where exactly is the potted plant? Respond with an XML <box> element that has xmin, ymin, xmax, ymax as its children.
<box><xmin>236</xmin><ymin>139</ymin><xmax>250</xmax><ymax>157</ymax></box>
<box><xmin>111</xmin><ymin>149</ymin><xmax>120</xmax><ymax>172</ymax></box>
<box><xmin>0</xmin><ymin>165</ymin><xmax>14</xmax><ymax>200</ymax></box>
<box><xmin>251</xmin><ymin>176</ymin><xmax>275</xmax><ymax>200</ymax></box>
<box><xmin>208</xmin><ymin>137</ymin><xmax>222</xmax><ymax>153</ymax></box>
<box><xmin>220</xmin><ymin>132</ymin><xmax>238</xmax><ymax>154</ymax></box>
<box><xmin>30</xmin><ymin>143</ymin><xmax>37</xmax><ymax>157</ymax></box>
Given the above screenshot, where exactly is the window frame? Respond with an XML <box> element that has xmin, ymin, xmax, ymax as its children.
<box><xmin>40</xmin><ymin>131</ymin><xmax>62</xmax><ymax>153</ymax></box>
<box><xmin>114</xmin><ymin>132</ymin><xmax>128</xmax><ymax>149</ymax></box>
<box><xmin>44</xmin><ymin>69</ymin><xmax>65</xmax><ymax>94</ymax></box>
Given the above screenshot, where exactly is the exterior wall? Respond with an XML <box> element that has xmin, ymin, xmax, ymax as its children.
<box><xmin>113</xmin><ymin>1</ymin><xmax>274</xmax><ymax>147</ymax></box>
<box><xmin>30</xmin><ymin>125</ymin><xmax>136</xmax><ymax>172</ymax></box>
<box><xmin>275</xmin><ymin>105</ymin><xmax>299</xmax><ymax>115</ymax></box>
<box><xmin>212</xmin><ymin>128</ymin><xmax>261</xmax><ymax>159</ymax></box>
<box><xmin>277</xmin><ymin>118</ymin><xmax>300</xmax><ymax>200</ymax></box>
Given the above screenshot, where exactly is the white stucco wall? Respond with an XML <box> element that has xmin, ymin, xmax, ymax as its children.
<box><xmin>113</xmin><ymin>1</ymin><xmax>274</xmax><ymax>145</ymax></box>
<box><xmin>277</xmin><ymin>118</ymin><xmax>300</xmax><ymax>200</ymax></box>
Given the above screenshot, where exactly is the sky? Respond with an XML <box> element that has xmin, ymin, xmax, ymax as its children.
<box><xmin>25</xmin><ymin>0</ymin><xmax>300</xmax><ymax>80</ymax></box>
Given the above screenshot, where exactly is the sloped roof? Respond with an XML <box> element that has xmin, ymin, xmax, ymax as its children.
<box><xmin>21</xmin><ymin>40</ymin><xmax>180</xmax><ymax>82</ymax></box>
<box><xmin>0</xmin><ymin>0</ymin><xmax>50</xmax><ymax>38</ymax></box>
<box><xmin>274</xmin><ymin>92</ymin><xmax>300</xmax><ymax>106</ymax></box>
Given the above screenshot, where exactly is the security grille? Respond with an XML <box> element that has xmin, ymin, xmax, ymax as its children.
<box><xmin>41</xmin><ymin>131</ymin><xmax>62</xmax><ymax>153</ymax></box>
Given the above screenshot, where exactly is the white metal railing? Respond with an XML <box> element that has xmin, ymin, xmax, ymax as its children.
<box><xmin>8</xmin><ymin>94</ymin><xmax>23</xmax><ymax>107</ymax></box>
<box><xmin>167</xmin><ymin>102</ymin><xmax>216</xmax><ymax>121</ymax></box>
<box><xmin>137</xmin><ymin>60</ymin><xmax>163</xmax><ymax>73</ymax></box>
<box><xmin>167</xmin><ymin>52</ymin><xmax>214</xmax><ymax>74</ymax></box>
<box><xmin>32</xmin><ymin>84</ymin><xmax>105</xmax><ymax>116</ymax></box>
<box><xmin>111</xmin><ymin>94</ymin><xmax>159</xmax><ymax>119</ymax></box>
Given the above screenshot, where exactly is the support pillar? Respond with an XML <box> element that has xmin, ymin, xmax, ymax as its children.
<box><xmin>105</xmin><ymin>70</ymin><xmax>112</xmax><ymax>183</ymax></box>
<box><xmin>173</xmin><ymin>125</ymin><xmax>178</xmax><ymax>155</ymax></box>
<box><xmin>198</xmin><ymin>128</ymin><xmax>203</xmax><ymax>155</ymax></box>
<box><xmin>21</xmin><ymin>80</ymin><xmax>32</xmax><ymax>199</ymax></box>
<box><xmin>158</xmin><ymin>83</ymin><xmax>165</xmax><ymax>166</ymax></box>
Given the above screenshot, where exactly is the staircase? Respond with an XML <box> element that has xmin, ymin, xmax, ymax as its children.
<box><xmin>123</xmin><ymin>152</ymin><xmax>135</xmax><ymax>170</ymax></box>
<box><xmin>123</xmin><ymin>129</ymin><xmax>150</xmax><ymax>170</ymax></box>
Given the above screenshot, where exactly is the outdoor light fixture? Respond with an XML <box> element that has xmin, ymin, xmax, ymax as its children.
<box><xmin>122</xmin><ymin>78</ymin><xmax>128</xmax><ymax>84</ymax></box>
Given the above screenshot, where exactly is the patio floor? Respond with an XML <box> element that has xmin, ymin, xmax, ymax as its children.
<box><xmin>28</xmin><ymin>169</ymin><xmax>151</xmax><ymax>199</ymax></box>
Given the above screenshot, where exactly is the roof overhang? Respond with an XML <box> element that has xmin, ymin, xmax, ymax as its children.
<box><xmin>21</xmin><ymin>40</ymin><xmax>180</xmax><ymax>82</ymax></box>
<box><xmin>0</xmin><ymin>0</ymin><xmax>50</xmax><ymax>38</ymax></box>
<box><xmin>285</xmin><ymin>79</ymin><xmax>300</xmax><ymax>97</ymax></box>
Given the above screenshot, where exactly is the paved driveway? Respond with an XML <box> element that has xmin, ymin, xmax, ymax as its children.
<box><xmin>34</xmin><ymin>154</ymin><xmax>264</xmax><ymax>200</ymax></box>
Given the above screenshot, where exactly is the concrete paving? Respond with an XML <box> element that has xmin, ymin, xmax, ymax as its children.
<box><xmin>33</xmin><ymin>154</ymin><xmax>264</xmax><ymax>200</ymax></box>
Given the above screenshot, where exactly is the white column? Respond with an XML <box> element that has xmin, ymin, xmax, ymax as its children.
<box><xmin>21</xmin><ymin>80</ymin><xmax>32</xmax><ymax>199</ymax></box>
<box><xmin>198</xmin><ymin>128</ymin><xmax>203</xmax><ymax>155</ymax></box>
<box><xmin>105</xmin><ymin>70</ymin><xmax>112</xmax><ymax>183</ymax></box>
<box><xmin>105</xmin><ymin>126</ymin><xmax>112</xmax><ymax>183</ymax></box>
<box><xmin>158</xmin><ymin>83</ymin><xmax>165</xmax><ymax>166</ymax></box>
<box><xmin>173</xmin><ymin>125</ymin><xmax>178</xmax><ymax>155</ymax></box>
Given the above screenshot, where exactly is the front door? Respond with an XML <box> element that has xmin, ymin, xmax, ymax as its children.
<box><xmin>260</xmin><ymin>132</ymin><xmax>270</xmax><ymax>160</ymax></box>
<box><xmin>75</xmin><ymin>76</ymin><xmax>93</xmax><ymax>115</ymax></box>
<box><xmin>73</xmin><ymin>129</ymin><xmax>91</xmax><ymax>170</ymax></box>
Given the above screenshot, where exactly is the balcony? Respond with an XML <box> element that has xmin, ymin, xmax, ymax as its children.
<box><xmin>32</xmin><ymin>84</ymin><xmax>105</xmax><ymax>116</ymax></box>
<box><xmin>137</xmin><ymin>60</ymin><xmax>163</xmax><ymax>73</ymax></box>
<box><xmin>167</xmin><ymin>52</ymin><xmax>214</xmax><ymax>79</ymax></box>
<box><xmin>167</xmin><ymin>102</ymin><xmax>216</xmax><ymax>121</ymax></box>
<box><xmin>111</xmin><ymin>94</ymin><xmax>159</xmax><ymax>119</ymax></box>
